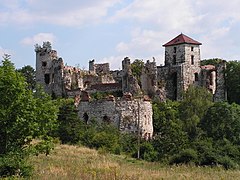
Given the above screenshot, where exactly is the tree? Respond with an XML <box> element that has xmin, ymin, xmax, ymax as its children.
<box><xmin>200</xmin><ymin>58</ymin><xmax>224</xmax><ymax>66</ymax></box>
<box><xmin>0</xmin><ymin>55</ymin><xmax>58</xmax><ymax>177</ymax></box>
<box><xmin>57</xmin><ymin>99</ymin><xmax>83</xmax><ymax>144</ymax></box>
<box><xmin>201</xmin><ymin>102</ymin><xmax>240</xmax><ymax>144</ymax></box>
<box><xmin>179</xmin><ymin>86</ymin><xmax>213</xmax><ymax>139</ymax></box>
<box><xmin>17</xmin><ymin>65</ymin><xmax>36</xmax><ymax>91</ymax></box>
<box><xmin>131</xmin><ymin>59</ymin><xmax>144</xmax><ymax>86</ymax></box>
<box><xmin>225</xmin><ymin>61</ymin><xmax>240</xmax><ymax>104</ymax></box>
<box><xmin>152</xmin><ymin>100</ymin><xmax>188</xmax><ymax>160</ymax></box>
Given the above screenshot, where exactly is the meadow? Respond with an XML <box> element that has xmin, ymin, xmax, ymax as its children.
<box><xmin>30</xmin><ymin>144</ymin><xmax>240</xmax><ymax>180</ymax></box>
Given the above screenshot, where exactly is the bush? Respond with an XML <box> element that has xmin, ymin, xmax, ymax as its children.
<box><xmin>0</xmin><ymin>152</ymin><xmax>33</xmax><ymax>178</ymax></box>
<box><xmin>170</xmin><ymin>149</ymin><xmax>198</xmax><ymax>165</ymax></box>
<box><xmin>217</xmin><ymin>156</ymin><xmax>238</xmax><ymax>169</ymax></box>
<box><xmin>140</xmin><ymin>142</ymin><xmax>158</xmax><ymax>162</ymax></box>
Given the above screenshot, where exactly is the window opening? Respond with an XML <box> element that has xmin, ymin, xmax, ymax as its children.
<box><xmin>44</xmin><ymin>74</ymin><xmax>50</xmax><ymax>84</ymax></box>
<box><xmin>191</xmin><ymin>55</ymin><xmax>194</xmax><ymax>65</ymax></box>
<box><xmin>173</xmin><ymin>55</ymin><xmax>176</xmax><ymax>65</ymax></box>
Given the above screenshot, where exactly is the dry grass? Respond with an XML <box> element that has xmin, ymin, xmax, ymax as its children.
<box><xmin>30</xmin><ymin>144</ymin><xmax>240</xmax><ymax>180</ymax></box>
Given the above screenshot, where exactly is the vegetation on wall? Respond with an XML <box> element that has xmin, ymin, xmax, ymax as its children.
<box><xmin>131</xmin><ymin>59</ymin><xmax>144</xmax><ymax>86</ymax></box>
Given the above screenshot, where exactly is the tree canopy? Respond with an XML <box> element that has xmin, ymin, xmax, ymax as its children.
<box><xmin>0</xmin><ymin>55</ymin><xmax>58</xmax><ymax>177</ymax></box>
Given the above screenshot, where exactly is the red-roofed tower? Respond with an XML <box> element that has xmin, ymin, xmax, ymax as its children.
<box><xmin>157</xmin><ymin>33</ymin><xmax>202</xmax><ymax>100</ymax></box>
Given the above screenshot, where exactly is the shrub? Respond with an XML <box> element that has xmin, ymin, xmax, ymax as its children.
<box><xmin>170</xmin><ymin>149</ymin><xmax>198</xmax><ymax>165</ymax></box>
<box><xmin>0</xmin><ymin>152</ymin><xmax>33</xmax><ymax>177</ymax></box>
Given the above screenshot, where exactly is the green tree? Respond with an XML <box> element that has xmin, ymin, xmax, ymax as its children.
<box><xmin>57</xmin><ymin>99</ymin><xmax>83</xmax><ymax>144</ymax></box>
<box><xmin>131</xmin><ymin>59</ymin><xmax>144</xmax><ymax>86</ymax></box>
<box><xmin>17</xmin><ymin>65</ymin><xmax>36</xmax><ymax>91</ymax></box>
<box><xmin>225</xmin><ymin>61</ymin><xmax>240</xmax><ymax>104</ymax></box>
<box><xmin>200</xmin><ymin>58</ymin><xmax>224</xmax><ymax>66</ymax></box>
<box><xmin>179</xmin><ymin>86</ymin><xmax>213</xmax><ymax>139</ymax></box>
<box><xmin>0</xmin><ymin>55</ymin><xmax>58</xmax><ymax>177</ymax></box>
<box><xmin>201</xmin><ymin>102</ymin><xmax>240</xmax><ymax>144</ymax></box>
<box><xmin>152</xmin><ymin>100</ymin><xmax>188</xmax><ymax>161</ymax></box>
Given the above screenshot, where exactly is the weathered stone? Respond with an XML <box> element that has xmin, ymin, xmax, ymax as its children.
<box><xmin>77</xmin><ymin>98</ymin><xmax>153</xmax><ymax>139</ymax></box>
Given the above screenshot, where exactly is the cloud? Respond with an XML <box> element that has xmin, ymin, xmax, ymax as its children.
<box><xmin>110</xmin><ymin>0</ymin><xmax>240</xmax><ymax>63</ymax></box>
<box><xmin>0</xmin><ymin>0</ymin><xmax>121</xmax><ymax>26</ymax></box>
<box><xmin>21</xmin><ymin>33</ymin><xmax>57</xmax><ymax>46</ymax></box>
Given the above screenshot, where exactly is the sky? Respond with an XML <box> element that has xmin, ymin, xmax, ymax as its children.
<box><xmin>1</xmin><ymin>0</ymin><xmax>240</xmax><ymax>70</ymax></box>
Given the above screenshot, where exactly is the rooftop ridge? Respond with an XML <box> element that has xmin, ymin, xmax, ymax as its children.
<box><xmin>163</xmin><ymin>33</ymin><xmax>202</xmax><ymax>47</ymax></box>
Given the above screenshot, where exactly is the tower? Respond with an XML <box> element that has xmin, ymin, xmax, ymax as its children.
<box><xmin>159</xmin><ymin>33</ymin><xmax>202</xmax><ymax>100</ymax></box>
<box><xmin>35</xmin><ymin>42</ymin><xmax>64</xmax><ymax>96</ymax></box>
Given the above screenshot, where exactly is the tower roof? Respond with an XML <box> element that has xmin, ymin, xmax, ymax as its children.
<box><xmin>163</xmin><ymin>33</ymin><xmax>202</xmax><ymax>47</ymax></box>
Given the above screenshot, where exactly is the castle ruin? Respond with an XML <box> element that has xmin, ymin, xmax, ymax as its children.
<box><xmin>35</xmin><ymin>33</ymin><xmax>227</xmax><ymax>138</ymax></box>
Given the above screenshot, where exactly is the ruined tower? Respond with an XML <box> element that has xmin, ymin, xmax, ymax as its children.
<box><xmin>158</xmin><ymin>33</ymin><xmax>202</xmax><ymax>100</ymax></box>
<box><xmin>35</xmin><ymin>42</ymin><xmax>65</xmax><ymax>97</ymax></box>
<box><xmin>141</xmin><ymin>60</ymin><xmax>158</xmax><ymax>97</ymax></box>
<box><xmin>122</xmin><ymin>57</ymin><xmax>141</xmax><ymax>96</ymax></box>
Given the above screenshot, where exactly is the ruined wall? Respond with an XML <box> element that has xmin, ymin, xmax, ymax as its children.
<box><xmin>200</xmin><ymin>65</ymin><xmax>216</xmax><ymax>94</ymax></box>
<box><xmin>89</xmin><ymin>59</ymin><xmax>110</xmax><ymax>74</ymax></box>
<box><xmin>111</xmin><ymin>70</ymin><xmax>123</xmax><ymax>83</ymax></box>
<box><xmin>82</xmin><ymin>73</ymin><xmax>115</xmax><ymax>89</ymax></box>
<box><xmin>157</xmin><ymin>65</ymin><xmax>183</xmax><ymax>100</ymax></box>
<box><xmin>63</xmin><ymin>66</ymin><xmax>83</xmax><ymax>90</ymax></box>
<box><xmin>141</xmin><ymin>60</ymin><xmax>158</xmax><ymax>97</ymax></box>
<box><xmin>35</xmin><ymin>42</ymin><xmax>65</xmax><ymax>96</ymax></box>
<box><xmin>117</xmin><ymin>99</ymin><xmax>153</xmax><ymax>139</ymax></box>
<box><xmin>78</xmin><ymin>99</ymin><xmax>120</xmax><ymax>126</ymax></box>
<box><xmin>77</xmin><ymin>98</ymin><xmax>153</xmax><ymax>139</ymax></box>
<box><xmin>122</xmin><ymin>57</ymin><xmax>141</xmax><ymax>96</ymax></box>
<box><xmin>214</xmin><ymin>61</ymin><xmax>227</xmax><ymax>101</ymax></box>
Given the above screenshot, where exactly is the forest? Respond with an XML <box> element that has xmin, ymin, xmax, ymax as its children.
<box><xmin>1</xmin><ymin>55</ymin><xmax>240</xmax><ymax>177</ymax></box>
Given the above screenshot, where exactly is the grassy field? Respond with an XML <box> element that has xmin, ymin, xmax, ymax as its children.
<box><xmin>29</xmin><ymin>144</ymin><xmax>240</xmax><ymax>180</ymax></box>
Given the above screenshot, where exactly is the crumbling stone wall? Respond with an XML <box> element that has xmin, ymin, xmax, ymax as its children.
<box><xmin>200</xmin><ymin>65</ymin><xmax>216</xmax><ymax>94</ymax></box>
<box><xmin>63</xmin><ymin>66</ymin><xmax>83</xmax><ymax>91</ymax></box>
<box><xmin>117</xmin><ymin>98</ymin><xmax>153</xmax><ymax>139</ymax></box>
<box><xmin>122</xmin><ymin>57</ymin><xmax>141</xmax><ymax>96</ymax></box>
<box><xmin>89</xmin><ymin>59</ymin><xmax>110</xmax><ymax>74</ymax></box>
<box><xmin>141</xmin><ymin>60</ymin><xmax>158</xmax><ymax>97</ymax></box>
<box><xmin>214</xmin><ymin>61</ymin><xmax>227</xmax><ymax>101</ymax></box>
<box><xmin>77</xmin><ymin>97</ymin><xmax>153</xmax><ymax>139</ymax></box>
<box><xmin>35</xmin><ymin>42</ymin><xmax>65</xmax><ymax>97</ymax></box>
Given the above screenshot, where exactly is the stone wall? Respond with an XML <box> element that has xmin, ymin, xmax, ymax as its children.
<box><xmin>77</xmin><ymin>98</ymin><xmax>153</xmax><ymax>139</ymax></box>
<box><xmin>200</xmin><ymin>65</ymin><xmax>216</xmax><ymax>94</ymax></box>
<box><xmin>35</xmin><ymin>42</ymin><xmax>65</xmax><ymax>96</ymax></box>
<box><xmin>122</xmin><ymin>57</ymin><xmax>141</xmax><ymax>96</ymax></box>
<box><xmin>214</xmin><ymin>61</ymin><xmax>227</xmax><ymax>101</ymax></box>
<box><xmin>89</xmin><ymin>59</ymin><xmax>110</xmax><ymax>74</ymax></box>
<box><xmin>141</xmin><ymin>60</ymin><xmax>158</xmax><ymax>97</ymax></box>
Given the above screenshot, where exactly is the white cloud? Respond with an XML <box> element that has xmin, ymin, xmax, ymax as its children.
<box><xmin>21</xmin><ymin>33</ymin><xmax>57</xmax><ymax>46</ymax></box>
<box><xmin>110</xmin><ymin>0</ymin><xmax>240</xmax><ymax>63</ymax></box>
<box><xmin>0</xmin><ymin>0</ymin><xmax>122</xmax><ymax>26</ymax></box>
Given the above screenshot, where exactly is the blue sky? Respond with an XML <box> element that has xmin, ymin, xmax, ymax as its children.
<box><xmin>1</xmin><ymin>0</ymin><xmax>240</xmax><ymax>70</ymax></box>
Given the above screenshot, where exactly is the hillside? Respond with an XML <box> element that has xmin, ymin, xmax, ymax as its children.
<box><xmin>30</xmin><ymin>144</ymin><xmax>240</xmax><ymax>180</ymax></box>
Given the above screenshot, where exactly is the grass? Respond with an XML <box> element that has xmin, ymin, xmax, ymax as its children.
<box><xmin>29</xmin><ymin>144</ymin><xmax>240</xmax><ymax>180</ymax></box>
